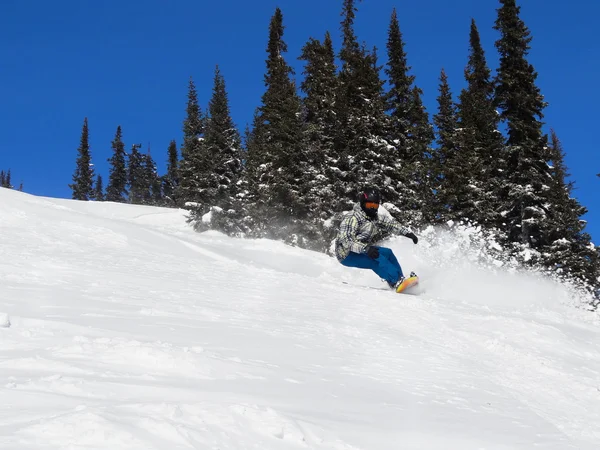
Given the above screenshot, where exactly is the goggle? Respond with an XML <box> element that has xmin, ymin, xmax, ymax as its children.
<box><xmin>364</xmin><ymin>201</ymin><xmax>379</xmax><ymax>210</ymax></box>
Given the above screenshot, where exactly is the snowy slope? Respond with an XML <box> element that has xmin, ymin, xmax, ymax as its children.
<box><xmin>1</xmin><ymin>188</ymin><xmax>599</xmax><ymax>450</ymax></box>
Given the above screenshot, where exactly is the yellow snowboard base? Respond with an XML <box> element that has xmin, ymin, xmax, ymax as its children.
<box><xmin>396</xmin><ymin>275</ymin><xmax>419</xmax><ymax>293</ymax></box>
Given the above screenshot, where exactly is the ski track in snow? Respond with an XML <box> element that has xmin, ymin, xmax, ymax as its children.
<box><xmin>1</xmin><ymin>188</ymin><xmax>599</xmax><ymax>449</ymax></box>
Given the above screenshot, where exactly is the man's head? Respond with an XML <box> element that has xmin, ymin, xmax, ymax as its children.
<box><xmin>359</xmin><ymin>187</ymin><xmax>381</xmax><ymax>219</ymax></box>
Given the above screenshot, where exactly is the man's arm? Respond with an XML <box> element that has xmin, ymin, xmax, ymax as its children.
<box><xmin>338</xmin><ymin>214</ymin><xmax>369</xmax><ymax>254</ymax></box>
<box><xmin>380</xmin><ymin>214</ymin><xmax>418</xmax><ymax>244</ymax></box>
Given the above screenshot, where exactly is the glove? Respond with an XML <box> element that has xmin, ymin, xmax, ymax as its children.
<box><xmin>366</xmin><ymin>246</ymin><xmax>379</xmax><ymax>259</ymax></box>
<box><xmin>405</xmin><ymin>232</ymin><xmax>418</xmax><ymax>244</ymax></box>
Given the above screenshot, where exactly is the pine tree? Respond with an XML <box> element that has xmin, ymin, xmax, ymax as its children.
<box><xmin>93</xmin><ymin>174</ymin><xmax>104</xmax><ymax>201</ymax></box>
<box><xmin>176</xmin><ymin>77</ymin><xmax>206</xmax><ymax>207</ymax></box>
<box><xmin>1</xmin><ymin>171</ymin><xmax>21</xmax><ymax>191</ymax></box>
<box><xmin>299</xmin><ymin>32</ymin><xmax>338</xmax><ymax>151</ymax></box>
<box><xmin>298</xmin><ymin>31</ymin><xmax>341</xmax><ymax>245</ymax></box>
<box><xmin>70</xmin><ymin>117</ymin><xmax>95</xmax><ymax>201</ymax></box>
<box><xmin>432</xmin><ymin>69</ymin><xmax>461</xmax><ymax>222</ymax></box>
<box><xmin>385</xmin><ymin>8</ymin><xmax>414</xmax><ymax>155</ymax></box>
<box><xmin>494</xmin><ymin>0</ymin><xmax>551</xmax><ymax>249</ymax></box>
<box><xmin>405</xmin><ymin>85</ymin><xmax>436</xmax><ymax>222</ymax></box>
<box><xmin>106</xmin><ymin>126</ymin><xmax>128</xmax><ymax>203</ymax></box>
<box><xmin>542</xmin><ymin>130</ymin><xmax>598</xmax><ymax>288</ymax></box>
<box><xmin>163</xmin><ymin>139</ymin><xmax>179</xmax><ymax>204</ymax></box>
<box><xmin>0</xmin><ymin>170</ymin><xmax>11</xmax><ymax>188</ymax></box>
<box><xmin>385</xmin><ymin>8</ymin><xmax>434</xmax><ymax>223</ymax></box>
<box><xmin>127</xmin><ymin>143</ymin><xmax>146</xmax><ymax>204</ymax></box>
<box><xmin>236</xmin><ymin>123</ymin><xmax>253</xmax><ymax>214</ymax></box>
<box><xmin>141</xmin><ymin>149</ymin><xmax>161</xmax><ymax>205</ymax></box>
<box><xmin>191</xmin><ymin>66</ymin><xmax>245</xmax><ymax>233</ymax></box>
<box><xmin>456</xmin><ymin>19</ymin><xmax>505</xmax><ymax>227</ymax></box>
<box><xmin>245</xmin><ymin>7</ymin><xmax>309</xmax><ymax>245</ymax></box>
<box><xmin>243</xmin><ymin>112</ymin><xmax>261</xmax><ymax>213</ymax></box>
<box><xmin>205</xmin><ymin>66</ymin><xmax>243</xmax><ymax>207</ymax></box>
<box><xmin>336</xmin><ymin>0</ymin><xmax>394</xmax><ymax>209</ymax></box>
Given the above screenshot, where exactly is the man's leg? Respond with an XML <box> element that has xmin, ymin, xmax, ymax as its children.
<box><xmin>378</xmin><ymin>247</ymin><xmax>404</xmax><ymax>280</ymax></box>
<box><xmin>341</xmin><ymin>248</ymin><xmax>400</xmax><ymax>285</ymax></box>
<box><xmin>340</xmin><ymin>252</ymin><xmax>378</xmax><ymax>270</ymax></box>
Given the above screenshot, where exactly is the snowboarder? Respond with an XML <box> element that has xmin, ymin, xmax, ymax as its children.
<box><xmin>334</xmin><ymin>187</ymin><xmax>419</xmax><ymax>290</ymax></box>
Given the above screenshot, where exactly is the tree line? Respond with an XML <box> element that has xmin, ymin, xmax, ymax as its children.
<box><xmin>68</xmin><ymin>0</ymin><xmax>599</xmax><ymax>300</ymax></box>
<box><xmin>69</xmin><ymin>118</ymin><xmax>173</xmax><ymax>205</ymax></box>
<box><xmin>0</xmin><ymin>169</ymin><xmax>23</xmax><ymax>191</ymax></box>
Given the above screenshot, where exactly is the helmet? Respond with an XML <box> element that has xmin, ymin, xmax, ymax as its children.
<box><xmin>359</xmin><ymin>187</ymin><xmax>381</xmax><ymax>218</ymax></box>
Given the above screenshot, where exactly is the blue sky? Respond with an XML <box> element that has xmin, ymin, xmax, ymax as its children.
<box><xmin>1</xmin><ymin>0</ymin><xmax>598</xmax><ymax>242</ymax></box>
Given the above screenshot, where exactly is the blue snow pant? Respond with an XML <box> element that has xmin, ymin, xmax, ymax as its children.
<box><xmin>340</xmin><ymin>246</ymin><xmax>403</xmax><ymax>286</ymax></box>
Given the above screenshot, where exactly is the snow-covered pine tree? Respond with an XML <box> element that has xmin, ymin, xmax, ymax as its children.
<box><xmin>69</xmin><ymin>117</ymin><xmax>95</xmax><ymax>201</ymax></box>
<box><xmin>237</xmin><ymin>123</ymin><xmax>252</xmax><ymax>200</ymax></box>
<box><xmin>432</xmin><ymin>69</ymin><xmax>462</xmax><ymax>223</ymax></box>
<box><xmin>336</xmin><ymin>0</ymin><xmax>394</xmax><ymax>209</ymax></box>
<box><xmin>384</xmin><ymin>8</ymin><xmax>434</xmax><ymax>224</ymax></box>
<box><xmin>242</xmin><ymin>113</ymin><xmax>261</xmax><ymax>227</ymax></box>
<box><xmin>175</xmin><ymin>77</ymin><xmax>207</xmax><ymax>208</ymax></box>
<box><xmin>298</xmin><ymin>31</ymin><xmax>341</xmax><ymax>249</ymax></box>
<box><xmin>245</xmin><ymin>7</ymin><xmax>310</xmax><ymax>246</ymax></box>
<box><xmin>494</xmin><ymin>0</ymin><xmax>552</xmax><ymax>254</ymax></box>
<box><xmin>385</xmin><ymin>8</ymin><xmax>413</xmax><ymax>160</ymax></box>
<box><xmin>404</xmin><ymin>86</ymin><xmax>436</xmax><ymax>223</ymax></box>
<box><xmin>456</xmin><ymin>19</ymin><xmax>505</xmax><ymax>228</ymax></box>
<box><xmin>190</xmin><ymin>66</ymin><xmax>245</xmax><ymax>235</ymax></box>
<box><xmin>205</xmin><ymin>66</ymin><xmax>243</xmax><ymax>206</ymax></box>
<box><xmin>106</xmin><ymin>126</ymin><xmax>128</xmax><ymax>203</ymax></box>
<box><xmin>541</xmin><ymin>130</ymin><xmax>598</xmax><ymax>289</ymax></box>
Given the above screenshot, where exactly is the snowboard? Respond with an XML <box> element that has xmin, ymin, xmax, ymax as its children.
<box><xmin>395</xmin><ymin>274</ymin><xmax>419</xmax><ymax>294</ymax></box>
<box><xmin>342</xmin><ymin>273</ymin><xmax>420</xmax><ymax>295</ymax></box>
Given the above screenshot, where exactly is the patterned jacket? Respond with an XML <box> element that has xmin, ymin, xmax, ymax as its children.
<box><xmin>334</xmin><ymin>203</ymin><xmax>411</xmax><ymax>261</ymax></box>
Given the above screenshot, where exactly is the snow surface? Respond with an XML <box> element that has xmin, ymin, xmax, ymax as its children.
<box><xmin>1</xmin><ymin>188</ymin><xmax>600</xmax><ymax>450</ymax></box>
